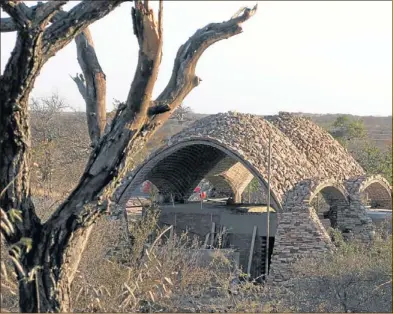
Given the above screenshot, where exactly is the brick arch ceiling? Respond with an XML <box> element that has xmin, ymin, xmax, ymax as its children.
<box><xmin>204</xmin><ymin>157</ymin><xmax>254</xmax><ymax>196</ymax></box>
<box><xmin>116</xmin><ymin>112</ymin><xmax>365</xmax><ymax>209</ymax></box>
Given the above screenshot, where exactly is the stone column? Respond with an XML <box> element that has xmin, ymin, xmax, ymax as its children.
<box><xmin>337</xmin><ymin>195</ymin><xmax>375</xmax><ymax>242</ymax></box>
<box><xmin>268</xmin><ymin>207</ymin><xmax>334</xmax><ymax>283</ymax></box>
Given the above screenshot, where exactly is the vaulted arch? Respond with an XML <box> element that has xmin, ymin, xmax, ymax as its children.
<box><xmin>346</xmin><ymin>175</ymin><xmax>392</xmax><ymax>209</ymax></box>
<box><xmin>117</xmin><ymin>138</ymin><xmax>283</xmax><ymax>210</ymax></box>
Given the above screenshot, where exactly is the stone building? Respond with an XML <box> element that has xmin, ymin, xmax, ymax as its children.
<box><xmin>114</xmin><ymin>112</ymin><xmax>392</xmax><ymax>282</ymax></box>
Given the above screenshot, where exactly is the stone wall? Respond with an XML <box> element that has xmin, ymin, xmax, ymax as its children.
<box><xmin>282</xmin><ymin>177</ymin><xmax>376</xmax><ymax>242</ymax></box>
<box><xmin>269</xmin><ymin>208</ymin><xmax>334</xmax><ymax>282</ymax></box>
<box><xmin>159</xmin><ymin>211</ymin><xmax>221</xmax><ymax>239</ymax></box>
<box><xmin>116</xmin><ymin>112</ymin><xmax>370</xmax><ymax>210</ymax></box>
<box><xmin>115</xmin><ymin>112</ymin><xmax>316</xmax><ymax>209</ymax></box>
<box><xmin>112</xmin><ymin>112</ymin><xmax>391</xmax><ymax>284</ymax></box>
<box><xmin>205</xmin><ymin>158</ymin><xmax>254</xmax><ymax>202</ymax></box>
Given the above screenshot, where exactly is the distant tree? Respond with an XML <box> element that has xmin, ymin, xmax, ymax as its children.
<box><xmin>329</xmin><ymin>115</ymin><xmax>367</xmax><ymax>147</ymax></box>
<box><xmin>355</xmin><ymin>142</ymin><xmax>393</xmax><ymax>185</ymax></box>
<box><xmin>30</xmin><ymin>94</ymin><xmax>67</xmax><ymax>197</ymax></box>
<box><xmin>170</xmin><ymin>103</ymin><xmax>193</xmax><ymax>125</ymax></box>
<box><xmin>30</xmin><ymin>94</ymin><xmax>91</xmax><ymax>198</ymax></box>
<box><xmin>328</xmin><ymin>115</ymin><xmax>392</xmax><ymax>184</ymax></box>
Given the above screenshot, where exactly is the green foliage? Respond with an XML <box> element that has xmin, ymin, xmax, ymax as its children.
<box><xmin>331</xmin><ymin>115</ymin><xmax>367</xmax><ymax>143</ymax></box>
<box><xmin>354</xmin><ymin>141</ymin><xmax>393</xmax><ymax>185</ymax></box>
<box><xmin>329</xmin><ymin>115</ymin><xmax>393</xmax><ymax>185</ymax></box>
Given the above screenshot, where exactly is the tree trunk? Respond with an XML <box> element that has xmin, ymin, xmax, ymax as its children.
<box><xmin>0</xmin><ymin>33</ymin><xmax>44</xmax><ymax>238</ymax></box>
<box><xmin>17</xmin><ymin>224</ymin><xmax>94</xmax><ymax>312</ymax></box>
<box><xmin>1</xmin><ymin>2</ymin><xmax>257</xmax><ymax>312</ymax></box>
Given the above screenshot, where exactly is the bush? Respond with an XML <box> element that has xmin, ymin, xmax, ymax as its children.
<box><xmin>283</xmin><ymin>229</ymin><xmax>392</xmax><ymax>313</ymax></box>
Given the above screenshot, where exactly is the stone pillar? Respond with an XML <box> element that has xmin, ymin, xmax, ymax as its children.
<box><xmin>268</xmin><ymin>208</ymin><xmax>334</xmax><ymax>283</ymax></box>
<box><xmin>336</xmin><ymin>196</ymin><xmax>375</xmax><ymax>242</ymax></box>
<box><xmin>233</xmin><ymin>190</ymin><xmax>242</xmax><ymax>203</ymax></box>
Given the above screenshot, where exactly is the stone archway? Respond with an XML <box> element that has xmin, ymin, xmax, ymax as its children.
<box><xmin>116</xmin><ymin>138</ymin><xmax>282</xmax><ymax>211</ymax></box>
<box><xmin>269</xmin><ymin>179</ymin><xmax>351</xmax><ymax>282</ymax></box>
<box><xmin>307</xmin><ymin>180</ymin><xmax>350</xmax><ymax>233</ymax></box>
<box><xmin>347</xmin><ymin>175</ymin><xmax>392</xmax><ymax>210</ymax></box>
<box><xmin>205</xmin><ymin>158</ymin><xmax>254</xmax><ymax>203</ymax></box>
<box><xmin>110</xmin><ymin>111</ymin><xmax>384</xmax><ymax>283</ymax></box>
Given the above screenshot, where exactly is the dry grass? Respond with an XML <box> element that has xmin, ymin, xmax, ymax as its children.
<box><xmin>1</xmin><ymin>199</ymin><xmax>392</xmax><ymax>312</ymax></box>
<box><xmin>70</xmin><ymin>209</ymin><xmax>237</xmax><ymax>312</ymax></box>
<box><xmin>66</xmin><ymin>207</ymin><xmax>288</xmax><ymax>313</ymax></box>
<box><xmin>0</xmin><ymin>239</ymin><xmax>19</xmax><ymax>312</ymax></box>
<box><xmin>283</xmin><ymin>228</ymin><xmax>393</xmax><ymax>313</ymax></box>
<box><xmin>1</xmin><ymin>203</ymin><xmax>392</xmax><ymax>312</ymax></box>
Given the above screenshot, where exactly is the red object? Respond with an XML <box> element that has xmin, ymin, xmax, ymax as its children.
<box><xmin>200</xmin><ymin>191</ymin><xmax>207</xmax><ymax>199</ymax></box>
<box><xmin>142</xmin><ymin>181</ymin><xmax>151</xmax><ymax>193</ymax></box>
<box><xmin>194</xmin><ymin>186</ymin><xmax>201</xmax><ymax>193</ymax></box>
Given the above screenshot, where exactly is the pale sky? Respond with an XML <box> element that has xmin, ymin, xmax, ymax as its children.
<box><xmin>1</xmin><ymin>1</ymin><xmax>392</xmax><ymax>116</ymax></box>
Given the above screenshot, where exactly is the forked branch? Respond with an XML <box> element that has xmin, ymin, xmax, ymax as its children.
<box><xmin>150</xmin><ymin>5</ymin><xmax>258</xmax><ymax>120</ymax></box>
<box><xmin>0</xmin><ymin>0</ymin><xmax>68</xmax><ymax>31</ymax></box>
<box><xmin>0</xmin><ymin>1</ymin><xmax>32</xmax><ymax>30</ymax></box>
<box><xmin>41</xmin><ymin>0</ymin><xmax>126</xmax><ymax>56</ymax></box>
<box><xmin>126</xmin><ymin>0</ymin><xmax>163</xmax><ymax>123</ymax></box>
<box><xmin>72</xmin><ymin>28</ymin><xmax>107</xmax><ymax>146</ymax></box>
<box><xmin>115</xmin><ymin>4</ymin><xmax>258</xmax><ymax>201</ymax></box>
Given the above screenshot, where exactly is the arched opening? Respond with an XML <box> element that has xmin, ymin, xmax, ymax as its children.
<box><xmin>117</xmin><ymin>139</ymin><xmax>281</xmax><ymax>280</ymax></box>
<box><xmin>360</xmin><ymin>180</ymin><xmax>392</xmax><ymax>210</ymax></box>
<box><xmin>118</xmin><ymin>139</ymin><xmax>281</xmax><ymax>210</ymax></box>
<box><xmin>309</xmin><ymin>184</ymin><xmax>349</xmax><ymax>233</ymax></box>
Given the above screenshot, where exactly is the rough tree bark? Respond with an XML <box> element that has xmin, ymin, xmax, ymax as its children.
<box><xmin>0</xmin><ymin>1</ymin><xmax>125</xmax><ymax>312</ymax></box>
<box><xmin>0</xmin><ymin>0</ymin><xmax>257</xmax><ymax>312</ymax></box>
<box><xmin>70</xmin><ymin>27</ymin><xmax>107</xmax><ymax>146</ymax></box>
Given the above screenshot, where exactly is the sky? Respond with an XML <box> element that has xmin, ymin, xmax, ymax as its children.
<box><xmin>1</xmin><ymin>1</ymin><xmax>392</xmax><ymax>116</ymax></box>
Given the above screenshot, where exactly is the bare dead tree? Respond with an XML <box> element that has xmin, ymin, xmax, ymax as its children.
<box><xmin>0</xmin><ymin>0</ymin><xmax>257</xmax><ymax>312</ymax></box>
<box><xmin>170</xmin><ymin>103</ymin><xmax>193</xmax><ymax>125</ymax></box>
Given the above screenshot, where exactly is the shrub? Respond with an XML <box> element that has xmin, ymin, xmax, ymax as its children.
<box><xmin>283</xmin><ymin>229</ymin><xmax>392</xmax><ymax>313</ymax></box>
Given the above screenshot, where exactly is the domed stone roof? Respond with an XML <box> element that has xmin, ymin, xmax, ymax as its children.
<box><xmin>116</xmin><ymin>111</ymin><xmax>366</xmax><ymax>209</ymax></box>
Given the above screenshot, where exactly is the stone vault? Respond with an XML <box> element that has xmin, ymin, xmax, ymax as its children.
<box><xmin>114</xmin><ymin>111</ymin><xmax>392</xmax><ymax>282</ymax></box>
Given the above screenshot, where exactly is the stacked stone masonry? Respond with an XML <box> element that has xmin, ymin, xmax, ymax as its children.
<box><xmin>114</xmin><ymin>112</ymin><xmax>392</xmax><ymax>283</ymax></box>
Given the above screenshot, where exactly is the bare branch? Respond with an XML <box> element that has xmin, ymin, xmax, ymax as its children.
<box><xmin>0</xmin><ymin>17</ymin><xmax>16</xmax><ymax>32</ymax></box>
<box><xmin>158</xmin><ymin>0</ymin><xmax>163</xmax><ymax>37</ymax></box>
<box><xmin>0</xmin><ymin>1</ymin><xmax>67</xmax><ymax>31</ymax></box>
<box><xmin>70</xmin><ymin>73</ymin><xmax>86</xmax><ymax>99</ymax></box>
<box><xmin>126</xmin><ymin>0</ymin><xmax>163</xmax><ymax>122</ymax></box>
<box><xmin>0</xmin><ymin>1</ymin><xmax>31</xmax><ymax>30</ymax></box>
<box><xmin>143</xmin><ymin>0</ymin><xmax>149</xmax><ymax>11</ymax></box>
<box><xmin>31</xmin><ymin>1</ymin><xmax>68</xmax><ymax>28</ymax></box>
<box><xmin>0</xmin><ymin>1</ymin><xmax>123</xmax><ymax>245</ymax></box>
<box><xmin>73</xmin><ymin>28</ymin><xmax>107</xmax><ymax>146</ymax></box>
<box><xmin>150</xmin><ymin>5</ymin><xmax>258</xmax><ymax>120</ymax></box>
<box><xmin>42</xmin><ymin>0</ymin><xmax>126</xmax><ymax>56</ymax></box>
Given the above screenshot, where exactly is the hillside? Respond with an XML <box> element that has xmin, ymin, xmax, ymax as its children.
<box><xmin>40</xmin><ymin>111</ymin><xmax>392</xmax><ymax>150</ymax></box>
